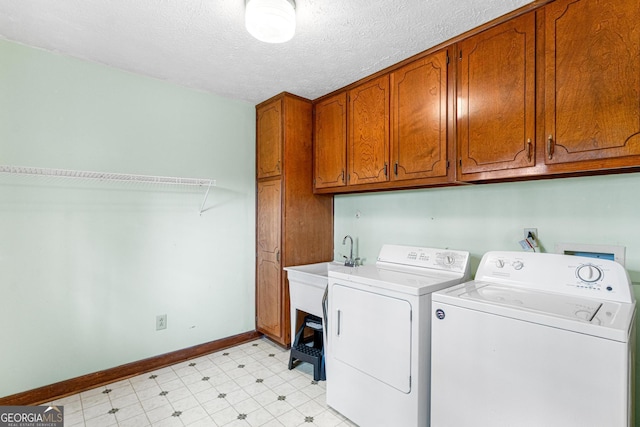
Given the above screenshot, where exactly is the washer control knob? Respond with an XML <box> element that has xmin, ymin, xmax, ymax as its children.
<box><xmin>444</xmin><ymin>255</ymin><xmax>455</xmax><ymax>265</ymax></box>
<box><xmin>577</xmin><ymin>264</ymin><xmax>603</xmax><ymax>283</ymax></box>
<box><xmin>512</xmin><ymin>261</ymin><xmax>524</xmax><ymax>270</ymax></box>
<box><xmin>495</xmin><ymin>259</ymin><xmax>505</xmax><ymax>268</ymax></box>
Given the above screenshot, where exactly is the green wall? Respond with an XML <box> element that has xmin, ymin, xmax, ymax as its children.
<box><xmin>0</xmin><ymin>40</ymin><xmax>256</xmax><ymax>397</ymax></box>
<box><xmin>333</xmin><ymin>173</ymin><xmax>640</xmax><ymax>423</ymax></box>
<box><xmin>334</xmin><ymin>174</ymin><xmax>640</xmax><ymax>279</ymax></box>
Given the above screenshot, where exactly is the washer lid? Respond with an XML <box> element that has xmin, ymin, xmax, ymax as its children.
<box><xmin>435</xmin><ymin>281</ymin><xmax>636</xmax><ymax>342</ymax></box>
<box><xmin>460</xmin><ymin>284</ymin><xmax>602</xmax><ymax>321</ymax></box>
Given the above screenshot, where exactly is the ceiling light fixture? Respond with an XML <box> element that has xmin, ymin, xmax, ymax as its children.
<box><xmin>245</xmin><ymin>0</ymin><xmax>296</xmax><ymax>44</ymax></box>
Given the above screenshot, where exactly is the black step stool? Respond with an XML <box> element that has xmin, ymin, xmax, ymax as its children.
<box><xmin>288</xmin><ymin>314</ymin><xmax>326</xmax><ymax>381</ymax></box>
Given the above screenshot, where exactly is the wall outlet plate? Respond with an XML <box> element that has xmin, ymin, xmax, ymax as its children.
<box><xmin>156</xmin><ymin>314</ymin><xmax>167</xmax><ymax>330</ymax></box>
<box><xmin>524</xmin><ymin>228</ymin><xmax>538</xmax><ymax>247</ymax></box>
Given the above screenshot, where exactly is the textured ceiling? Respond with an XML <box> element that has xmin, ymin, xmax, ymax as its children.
<box><xmin>0</xmin><ymin>0</ymin><xmax>531</xmax><ymax>105</ymax></box>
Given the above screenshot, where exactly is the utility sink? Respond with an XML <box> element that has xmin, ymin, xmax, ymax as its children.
<box><xmin>284</xmin><ymin>261</ymin><xmax>342</xmax><ymax>346</ymax></box>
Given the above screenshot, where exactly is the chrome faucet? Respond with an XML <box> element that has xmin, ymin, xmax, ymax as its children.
<box><xmin>342</xmin><ymin>235</ymin><xmax>358</xmax><ymax>267</ymax></box>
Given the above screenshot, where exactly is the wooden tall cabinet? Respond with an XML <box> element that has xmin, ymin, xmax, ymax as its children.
<box><xmin>255</xmin><ymin>93</ymin><xmax>334</xmax><ymax>347</ymax></box>
<box><xmin>542</xmin><ymin>0</ymin><xmax>640</xmax><ymax>170</ymax></box>
<box><xmin>256</xmin><ymin>179</ymin><xmax>282</xmax><ymax>339</ymax></box>
<box><xmin>457</xmin><ymin>11</ymin><xmax>536</xmax><ymax>178</ymax></box>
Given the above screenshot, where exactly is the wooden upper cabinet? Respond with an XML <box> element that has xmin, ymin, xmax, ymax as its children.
<box><xmin>543</xmin><ymin>0</ymin><xmax>640</xmax><ymax>167</ymax></box>
<box><xmin>314</xmin><ymin>92</ymin><xmax>347</xmax><ymax>189</ymax></box>
<box><xmin>256</xmin><ymin>99</ymin><xmax>282</xmax><ymax>179</ymax></box>
<box><xmin>391</xmin><ymin>48</ymin><xmax>450</xmax><ymax>182</ymax></box>
<box><xmin>458</xmin><ymin>12</ymin><xmax>536</xmax><ymax>176</ymax></box>
<box><xmin>348</xmin><ymin>75</ymin><xmax>390</xmax><ymax>185</ymax></box>
<box><xmin>313</xmin><ymin>0</ymin><xmax>640</xmax><ymax>190</ymax></box>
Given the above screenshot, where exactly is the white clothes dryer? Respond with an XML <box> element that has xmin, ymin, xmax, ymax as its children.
<box><xmin>326</xmin><ymin>244</ymin><xmax>471</xmax><ymax>427</ymax></box>
<box><xmin>431</xmin><ymin>251</ymin><xmax>636</xmax><ymax>427</ymax></box>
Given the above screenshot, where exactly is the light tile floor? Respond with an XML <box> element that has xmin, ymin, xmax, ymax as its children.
<box><xmin>48</xmin><ymin>338</ymin><xmax>357</xmax><ymax>427</ymax></box>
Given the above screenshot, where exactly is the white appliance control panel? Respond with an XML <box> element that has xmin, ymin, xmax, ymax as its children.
<box><xmin>377</xmin><ymin>244</ymin><xmax>470</xmax><ymax>274</ymax></box>
<box><xmin>476</xmin><ymin>251</ymin><xmax>634</xmax><ymax>304</ymax></box>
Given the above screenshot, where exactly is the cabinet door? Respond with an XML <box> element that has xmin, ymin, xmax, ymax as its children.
<box><xmin>543</xmin><ymin>0</ymin><xmax>640</xmax><ymax>165</ymax></box>
<box><xmin>458</xmin><ymin>12</ymin><xmax>536</xmax><ymax>175</ymax></box>
<box><xmin>256</xmin><ymin>99</ymin><xmax>282</xmax><ymax>179</ymax></box>
<box><xmin>256</xmin><ymin>179</ymin><xmax>282</xmax><ymax>339</ymax></box>
<box><xmin>348</xmin><ymin>75</ymin><xmax>390</xmax><ymax>185</ymax></box>
<box><xmin>314</xmin><ymin>92</ymin><xmax>347</xmax><ymax>189</ymax></box>
<box><xmin>391</xmin><ymin>49</ymin><xmax>449</xmax><ymax>181</ymax></box>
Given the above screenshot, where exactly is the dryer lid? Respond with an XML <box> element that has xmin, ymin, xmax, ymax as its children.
<box><xmin>330</xmin><ymin>263</ymin><xmax>464</xmax><ymax>295</ymax></box>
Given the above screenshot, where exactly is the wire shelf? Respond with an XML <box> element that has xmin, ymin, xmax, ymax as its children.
<box><xmin>0</xmin><ymin>164</ymin><xmax>216</xmax><ymax>214</ymax></box>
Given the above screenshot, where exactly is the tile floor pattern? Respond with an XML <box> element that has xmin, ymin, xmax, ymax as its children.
<box><xmin>48</xmin><ymin>338</ymin><xmax>357</xmax><ymax>427</ymax></box>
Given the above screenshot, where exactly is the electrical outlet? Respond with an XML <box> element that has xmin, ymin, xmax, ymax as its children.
<box><xmin>524</xmin><ymin>228</ymin><xmax>538</xmax><ymax>247</ymax></box>
<box><xmin>156</xmin><ymin>314</ymin><xmax>167</xmax><ymax>331</ymax></box>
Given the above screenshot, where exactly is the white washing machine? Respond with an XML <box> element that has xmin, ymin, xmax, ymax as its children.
<box><xmin>431</xmin><ymin>251</ymin><xmax>636</xmax><ymax>427</ymax></box>
<box><xmin>326</xmin><ymin>244</ymin><xmax>471</xmax><ymax>427</ymax></box>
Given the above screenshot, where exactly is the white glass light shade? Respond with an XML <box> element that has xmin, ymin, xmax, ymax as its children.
<box><xmin>245</xmin><ymin>0</ymin><xmax>296</xmax><ymax>43</ymax></box>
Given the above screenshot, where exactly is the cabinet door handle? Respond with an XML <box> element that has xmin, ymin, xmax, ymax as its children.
<box><xmin>527</xmin><ymin>139</ymin><xmax>532</xmax><ymax>162</ymax></box>
<box><xmin>384</xmin><ymin>162</ymin><xmax>388</xmax><ymax>177</ymax></box>
<box><xmin>276</xmin><ymin>250</ymin><xmax>280</xmax><ymax>263</ymax></box>
<box><xmin>547</xmin><ymin>135</ymin><xmax>554</xmax><ymax>160</ymax></box>
<box><xmin>394</xmin><ymin>163</ymin><xmax>398</xmax><ymax>176</ymax></box>
<box><xmin>340</xmin><ymin>169</ymin><xmax>345</xmax><ymax>183</ymax></box>
<box><xmin>336</xmin><ymin>309</ymin><xmax>342</xmax><ymax>336</ymax></box>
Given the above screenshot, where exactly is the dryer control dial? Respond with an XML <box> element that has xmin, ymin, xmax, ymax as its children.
<box><xmin>434</xmin><ymin>252</ymin><xmax>467</xmax><ymax>271</ymax></box>
<box><xmin>512</xmin><ymin>260</ymin><xmax>524</xmax><ymax>270</ymax></box>
<box><xmin>576</xmin><ymin>264</ymin><xmax>603</xmax><ymax>283</ymax></box>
